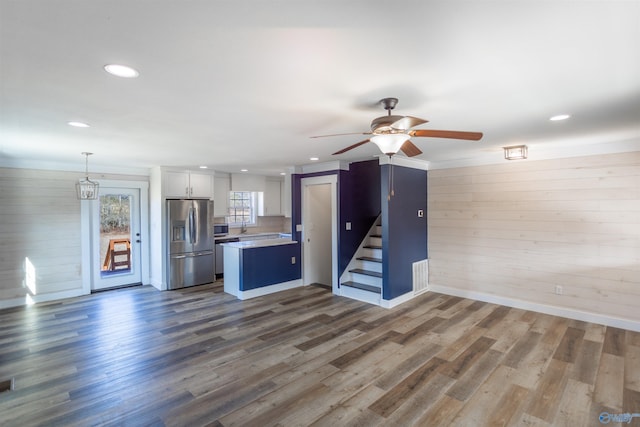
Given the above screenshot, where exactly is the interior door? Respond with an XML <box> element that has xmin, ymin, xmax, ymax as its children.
<box><xmin>301</xmin><ymin>175</ymin><xmax>338</xmax><ymax>293</ymax></box>
<box><xmin>91</xmin><ymin>187</ymin><xmax>142</xmax><ymax>291</ymax></box>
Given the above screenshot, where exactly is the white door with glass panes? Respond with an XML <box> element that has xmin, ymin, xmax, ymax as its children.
<box><xmin>90</xmin><ymin>186</ymin><xmax>143</xmax><ymax>290</ymax></box>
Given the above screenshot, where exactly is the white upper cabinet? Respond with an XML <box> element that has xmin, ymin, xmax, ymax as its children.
<box><xmin>214</xmin><ymin>173</ymin><xmax>230</xmax><ymax>217</ymax></box>
<box><xmin>230</xmin><ymin>173</ymin><xmax>265</xmax><ymax>192</ymax></box>
<box><xmin>188</xmin><ymin>172</ymin><xmax>214</xmax><ymax>198</ymax></box>
<box><xmin>164</xmin><ymin>170</ymin><xmax>214</xmax><ymax>199</ymax></box>
<box><xmin>262</xmin><ymin>179</ymin><xmax>282</xmax><ymax>216</ymax></box>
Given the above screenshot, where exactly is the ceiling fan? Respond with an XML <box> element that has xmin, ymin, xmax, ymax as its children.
<box><xmin>311</xmin><ymin>97</ymin><xmax>483</xmax><ymax>157</ymax></box>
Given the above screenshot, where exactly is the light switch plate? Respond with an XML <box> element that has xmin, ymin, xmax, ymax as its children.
<box><xmin>296</xmin><ymin>224</ymin><xmax>302</xmax><ymax>232</ymax></box>
<box><xmin>346</xmin><ymin>222</ymin><xmax>352</xmax><ymax>230</ymax></box>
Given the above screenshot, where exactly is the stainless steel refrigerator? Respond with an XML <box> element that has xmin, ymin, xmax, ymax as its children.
<box><xmin>167</xmin><ymin>199</ymin><xmax>214</xmax><ymax>289</ymax></box>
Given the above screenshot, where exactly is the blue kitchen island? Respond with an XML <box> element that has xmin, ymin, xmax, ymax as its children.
<box><xmin>222</xmin><ymin>238</ymin><xmax>302</xmax><ymax>300</ymax></box>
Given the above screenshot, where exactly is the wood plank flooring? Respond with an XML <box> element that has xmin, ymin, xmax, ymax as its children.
<box><xmin>1</xmin><ymin>283</ymin><xmax>639</xmax><ymax>426</ymax></box>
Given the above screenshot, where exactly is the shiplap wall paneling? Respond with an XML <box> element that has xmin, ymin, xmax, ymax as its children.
<box><xmin>0</xmin><ymin>168</ymin><xmax>148</xmax><ymax>306</ymax></box>
<box><xmin>0</xmin><ymin>168</ymin><xmax>83</xmax><ymax>301</ymax></box>
<box><xmin>428</xmin><ymin>151</ymin><xmax>640</xmax><ymax>324</ymax></box>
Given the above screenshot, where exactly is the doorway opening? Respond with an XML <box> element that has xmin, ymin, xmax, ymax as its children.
<box><xmin>81</xmin><ymin>180</ymin><xmax>149</xmax><ymax>294</ymax></box>
<box><xmin>301</xmin><ymin>175</ymin><xmax>338</xmax><ymax>294</ymax></box>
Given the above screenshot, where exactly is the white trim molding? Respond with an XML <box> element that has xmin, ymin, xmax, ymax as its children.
<box><xmin>381</xmin><ymin>291</ymin><xmax>417</xmax><ymax>309</ymax></box>
<box><xmin>235</xmin><ymin>279</ymin><xmax>304</xmax><ymax>300</ymax></box>
<box><xmin>0</xmin><ymin>289</ymin><xmax>87</xmax><ymax>310</ymax></box>
<box><xmin>429</xmin><ymin>283</ymin><xmax>640</xmax><ymax>333</ymax></box>
<box><xmin>378</xmin><ymin>155</ymin><xmax>429</xmax><ymax>170</ymax></box>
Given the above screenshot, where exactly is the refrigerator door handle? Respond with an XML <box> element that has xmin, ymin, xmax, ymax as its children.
<box><xmin>171</xmin><ymin>255</ymin><xmax>187</xmax><ymax>259</ymax></box>
<box><xmin>188</xmin><ymin>207</ymin><xmax>196</xmax><ymax>244</ymax></box>
<box><xmin>194</xmin><ymin>251</ymin><xmax>214</xmax><ymax>256</ymax></box>
<box><xmin>192</xmin><ymin>204</ymin><xmax>198</xmax><ymax>245</ymax></box>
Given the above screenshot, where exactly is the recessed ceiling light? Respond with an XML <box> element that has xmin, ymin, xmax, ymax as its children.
<box><xmin>550</xmin><ymin>114</ymin><xmax>570</xmax><ymax>121</ymax></box>
<box><xmin>280</xmin><ymin>172</ymin><xmax>286</xmax><ymax>176</ymax></box>
<box><xmin>68</xmin><ymin>121</ymin><xmax>90</xmax><ymax>128</ymax></box>
<box><xmin>240</xmin><ymin>169</ymin><xmax>248</xmax><ymax>172</ymax></box>
<box><xmin>199</xmin><ymin>166</ymin><xmax>208</xmax><ymax>169</ymax></box>
<box><xmin>104</xmin><ymin>64</ymin><xmax>139</xmax><ymax>78</ymax></box>
<box><xmin>310</xmin><ymin>157</ymin><xmax>319</xmax><ymax>161</ymax></box>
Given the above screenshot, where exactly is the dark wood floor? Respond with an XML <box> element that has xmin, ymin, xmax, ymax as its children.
<box><xmin>0</xmin><ymin>282</ymin><xmax>638</xmax><ymax>426</ymax></box>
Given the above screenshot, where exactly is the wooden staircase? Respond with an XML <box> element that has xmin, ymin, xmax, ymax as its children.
<box><xmin>340</xmin><ymin>221</ymin><xmax>383</xmax><ymax>305</ymax></box>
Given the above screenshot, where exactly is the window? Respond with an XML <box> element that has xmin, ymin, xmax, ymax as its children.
<box><xmin>227</xmin><ymin>191</ymin><xmax>257</xmax><ymax>226</ymax></box>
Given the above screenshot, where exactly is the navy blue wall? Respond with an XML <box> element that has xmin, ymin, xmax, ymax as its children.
<box><xmin>240</xmin><ymin>244</ymin><xmax>300</xmax><ymax>291</ymax></box>
<box><xmin>338</xmin><ymin>160</ymin><xmax>381</xmax><ymax>275</ymax></box>
<box><xmin>381</xmin><ymin>164</ymin><xmax>428</xmax><ymax>300</ymax></box>
<box><xmin>291</xmin><ymin>161</ymin><xmax>381</xmax><ymax>280</ymax></box>
<box><xmin>290</xmin><ymin>170</ymin><xmax>336</xmax><ymax>282</ymax></box>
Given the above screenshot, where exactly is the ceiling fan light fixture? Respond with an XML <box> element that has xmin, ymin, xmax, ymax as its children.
<box><xmin>371</xmin><ymin>134</ymin><xmax>411</xmax><ymax>156</ymax></box>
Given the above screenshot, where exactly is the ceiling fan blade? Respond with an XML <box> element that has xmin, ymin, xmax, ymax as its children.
<box><xmin>409</xmin><ymin>129</ymin><xmax>483</xmax><ymax>140</ymax></box>
<box><xmin>391</xmin><ymin>116</ymin><xmax>428</xmax><ymax>130</ymax></box>
<box><xmin>332</xmin><ymin>139</ymin><xmax>370</xmax><ymax>155</ymax></box>
<box><xmin>400</xmin><ymin>140</ymin><xmax>423</xmax><ymax>157</ymax></box>
<box><xmin>310</xmin><ymin>132</ymin><xmax>370</xmax><ymax>139</ymax></box>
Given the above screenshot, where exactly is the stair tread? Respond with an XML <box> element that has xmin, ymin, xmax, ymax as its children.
<box><xmin>341</xmin><ymin>281</ymin><xmax>382</xmax><ymax>294</ymax></box>
<box><xmin>370</xmin><ymin>234</ymin><xmax>382</xmax><ymax>238</ymax></box>
<box><xmin>349</xmin><ymin>268</ymin><xmax>383</xmax><ymax>278</ymax></box>
<box><xmin>357</xmin><ymin>256</ymin><xmax>382</xmax><ymax>263</ymax></box>
<box><xmin>363</xmin><ymin>245</ymin><xmax>382</xmax><ymax>249</ymax></box>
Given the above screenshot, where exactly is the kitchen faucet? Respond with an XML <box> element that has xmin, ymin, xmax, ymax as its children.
<box><xmin>240</xmin><ymin>221</ymin><xmax>247</xmax><ymax>234</ymax></box>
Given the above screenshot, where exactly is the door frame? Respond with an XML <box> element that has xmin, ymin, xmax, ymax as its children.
<box><xmin>81</xmin><ymin>179</ymin><xmax>150</xmax><ymax>294</ymax></box>
<box><xmin>301</xmin><ymin>175</ymin><xmax>338</xmax><ymax>294</ymax></box>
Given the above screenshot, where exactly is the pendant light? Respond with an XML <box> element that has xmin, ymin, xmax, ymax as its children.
<box><xmin>76</xmin><ymin>152</ymin><xmax>99</xmax><ymax>200</ymax></box>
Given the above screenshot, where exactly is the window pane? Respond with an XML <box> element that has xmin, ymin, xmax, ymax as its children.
<box><xmin>228</xmin><ymin>191</ymin><xmax>256</xmax><ymax>226</ymax></box>
<box><xmin>99</xmin><ymin>194</ymin><xmax>132</xmax><ymax>275</ymax></box>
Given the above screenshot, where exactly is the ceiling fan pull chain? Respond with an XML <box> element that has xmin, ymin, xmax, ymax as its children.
<box><xmin>387</xmin><ymin>154</ymin><xmax>395</xmax><ymax>200</ymax></box>
<box><xmin>391</xmin><ymin>156</ymin><xmax>395</xmax><ymax>197</ymax></box>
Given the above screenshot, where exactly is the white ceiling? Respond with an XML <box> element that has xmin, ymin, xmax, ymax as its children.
<box><xmin>1</xmin><ymin>0</ymin><xmax>639</xmax><ymax>175</ymax></box>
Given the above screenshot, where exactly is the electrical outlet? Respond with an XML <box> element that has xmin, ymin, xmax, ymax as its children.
<box><xmin>555</xmin><ymin>285</ymin><xmax>563</xmax><ymax>295</ymax></box>
<box><xmin>417</xmin><ymin>209</ymin><xmax>424</xmax><ymax>218</ymax></box>
<box><xmin>291</xmin><ymin>256</ymin><xmax>296</xmax><ymax>264</ymax></box>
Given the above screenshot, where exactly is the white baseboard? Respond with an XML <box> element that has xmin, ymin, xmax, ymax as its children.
<box><xmin>429</xmin><ymin>283</ymin><xmax>640</xmax><ymax>333</ymax></box>
<box><xmin>236</xmin><ymin>279</ymin><xmax>304</xmax><ymax>300</ymax></box>
<box><xmin>381</xmin><ymin>291</ymin><xmax>417</xmax><ymax>309</ymax></box>
<box><xmin>0</xmin><ymin>289</ymin><xmax>89</xmax><ymax>310</ymax></box>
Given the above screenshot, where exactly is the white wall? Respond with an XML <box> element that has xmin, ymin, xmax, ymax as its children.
<box><xmin>0</xmin><ymin>167</ymin><xmax>148</xmax><ymax>308</ymax></box>
<box><xmin>428</xmin><ymin>151</ymin><xmax>640</xmax><ymax>329</ymax></box>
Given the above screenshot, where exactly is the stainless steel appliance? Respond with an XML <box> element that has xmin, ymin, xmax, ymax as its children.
<box><xmin>213</xmin><ymin>223</ymin><xmax>229</xmax><ymax>237</ymax></box>
<box><xmin>167</xmin><ymin>199</ymin><xmax>214</xmax><ymax>289</ymax></box>
<box><xmin>215</xmin><ymin>236</ymin><xmax>239</xmax><ymax>279</ymax></box>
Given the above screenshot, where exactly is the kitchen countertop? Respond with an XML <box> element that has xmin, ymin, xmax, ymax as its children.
<box><xmin>220</xmin><ymin>238</ymin><xmax>297</xmax><ymax>249</ymax></box>
<box><xmin>214</xmin><ymin>232</ymin><xmax>284</xmax><ymax>241</ymax></box>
